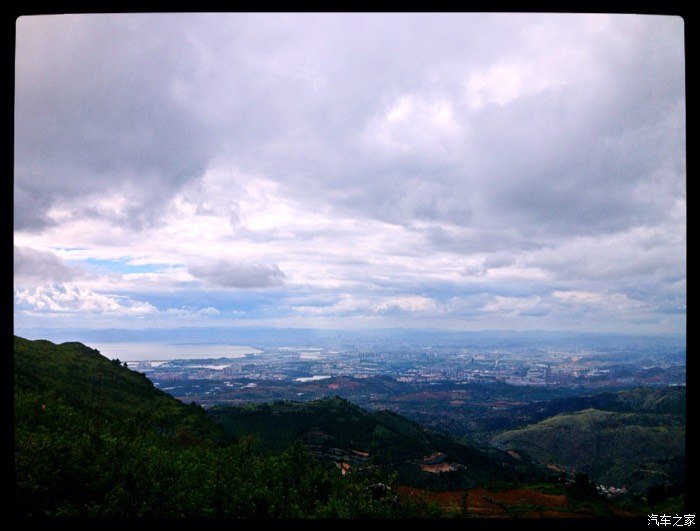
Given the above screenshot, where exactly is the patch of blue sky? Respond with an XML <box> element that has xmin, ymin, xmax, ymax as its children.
<box><xmin>372</xmin><ymin>282</ymin><xmax>546</xmax><ymax>302</ymax></box>
<box><xmin>119</xmin><ymin>290</ymin><xmax>280</xmax><ymax>317</ymax></box>
<box><xmin>79</xmin><ymin>258</ymin><xmax>169</xmax><ymax>274</ymax></box>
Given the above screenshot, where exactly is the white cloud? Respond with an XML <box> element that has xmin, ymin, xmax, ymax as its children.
<box><xmin>373</xmin><ymin>296</ymin><xmax>437</xmax><ymax>314</ymax></box>
<box><xmin>463</xmin><ymin>35</ymin><xmax>588</xmax><ymax>110</ymax></box>
<box><xmin>552</xmin><ymin>290</ymin><xmax>602</xmax><ymax>303</ymax></box>
<box><xmin>483</xmin><ymin>295</ymin><xmax>544</xmax><ymax>315</ymax></box>
<box><xmin>163</xmin><ymin>306</ymin><xmax>221</xmax><ymax>318</ymax></box>
<box><xmin>292</xmin><ymin>293</ymin><xmax>439</xmax><ymax>318</ymax></box>
<box><xmin>528</xmin><ymin>223</ymin><xmax>686</xmax><ymax>283</ymax></box>
<box><xmin>292</xmin><ymin>293</ymin><xmax>373</xmax><ymax>316</ymax></box>
<box><xmin>14</xmin><ymin>284</ymin><xmax>157</xmax><ymax>315</ymax></box>
<box><xmin>552</xmin><ymin>290</ymin><xmax>645</xmax><ymax>312</ymax></box>
<box><xmin>363</xmin><ymin>94</ymin><xmax>464</xmax><ymax>158</ymax></box>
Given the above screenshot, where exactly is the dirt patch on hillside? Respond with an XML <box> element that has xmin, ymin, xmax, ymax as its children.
<box><xmin>606</xmin><ymin>503</ymin><xmax>639</xmax><ymax>517</ymax></box>
<box><xmin>397</xmin><ymin>486</ymin><xmax>597</xmax><ymax>518</ymax></box>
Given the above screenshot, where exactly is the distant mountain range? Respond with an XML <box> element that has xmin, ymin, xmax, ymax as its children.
<box><xmin>16</xmin><ymin>325</ymin><xmax>686</xmax><ymax>350</ymax></box>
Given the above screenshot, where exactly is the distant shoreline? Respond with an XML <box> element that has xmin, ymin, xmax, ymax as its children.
<box><xmin>91</xmin><ymin>342</ymin><xmax>263</xmax><ymax>361</ymax></box>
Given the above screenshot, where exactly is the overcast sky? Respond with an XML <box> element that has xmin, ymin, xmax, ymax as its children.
<box><xmin>13</xmin><ymin>13</ymin><xmax>686</xmax><ymax>342</ymax></box>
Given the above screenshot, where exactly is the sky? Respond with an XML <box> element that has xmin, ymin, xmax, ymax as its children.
<box><xmin>13</xmin><ymin>13</ymin><xmax>686</xmax><ymax>346</ymax></box>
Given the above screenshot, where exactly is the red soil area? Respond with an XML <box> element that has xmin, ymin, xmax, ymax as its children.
<box><xmin>397</xmin><ymin>486</ymin><xmax>602</xmax><ymax>518</ymax></box>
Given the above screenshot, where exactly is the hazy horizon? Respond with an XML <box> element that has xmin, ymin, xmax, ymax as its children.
<box><xmin>13</xmin><ymin>325</ymin><xmax>686</xmax><ymax>361</ymax></box>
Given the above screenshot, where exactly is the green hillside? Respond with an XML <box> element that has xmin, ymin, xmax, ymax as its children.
<box><xmin>13</xmin><ymin>336</ymin><xmax>436</xmax><ymax>518</ymax></box>
<box><xmin>14</xmin><ymin>335</ymin><xmax>654</xmax><ymax>518</ymax></box>
<box><xmin>209</xmin><ymin>397</ymin><xmax>432</xmax><ymax>454</ymax></box>
<box><xmin>595</xmin><ymin>385</ymin><xmax>686</xmax><ymax>414</ymax></box>
<box><xmin>465</xmin><ymin>385</ymin><xmax>686</xmax><ymax>439</ymax></box>
<box><xmin>491</xmin><ymin>406</ymin><xmax>685</xmax><ymax>497</ymax></box>
<box><xmin>209</xmin><ymin>397</ymin><xmax>545</xmax><ymax>489</ymax></box>
<box><xmin>14</xmin><ymin>336</ymin><xmax>220</xmax><ymax>442</ymax></box>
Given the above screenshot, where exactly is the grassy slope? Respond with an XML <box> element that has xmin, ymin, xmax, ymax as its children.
<box><xmin>458</xmin><ymin>385</ymin><xmax>686</xmax><ymax>440</ymax></box>
<box><xmin>14</xmin><ymin>335</ymin><xmax>219</xmax><ymax>441</ymax></box>
<box><xmin>491</xmin><ymin>406</ymin><xmax>685</xmax><ymax>493</ymax></box>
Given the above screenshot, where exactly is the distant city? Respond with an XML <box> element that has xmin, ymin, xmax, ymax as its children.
<box><xmin>125</xmin><ymin>338</ymin><xmax>685</xmax><ymax>406</ymax></box>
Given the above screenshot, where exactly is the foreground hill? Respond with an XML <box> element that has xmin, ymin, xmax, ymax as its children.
<box><xmin>14</xmin><ymin>336</ymin><xmax>220</xmax><ymax>442</ymax></box>
<box><xmin>491</xmin><ymin>388</ymin><xmax>685</xmax><ymax>498</ymax></box>
<box><xmin>13</xmin><ymin>336</ymin><xmax>435</xmax><ymax>518</ymax></box>
<box><xmin>209</xmin><ymin>397</ymin><xmax>545</xmax><ymax>490</ymax></box>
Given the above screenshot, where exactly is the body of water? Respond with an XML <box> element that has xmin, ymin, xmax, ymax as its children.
<box><xmin>92</xmin><ymin>342</ymin><xmax>263</xmax><ymax>361</ymax></box>
<box><xmin>294</xmin><ymin>375</ymin><xmax>331</xmax><ymax>382</ymax></box>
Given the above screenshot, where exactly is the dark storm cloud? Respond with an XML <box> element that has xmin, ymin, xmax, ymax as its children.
<box><xmin>14</xmin><ymin>187</ymin><xmax>56</xmax><ymax>231</ymax></box>
<box><xmin>176</xmin><ymin>14</ymin><xmax>504</xmax><ymax>209</ymax></box>
<box><xmin>14</xmin><ymin>14</ymin><xmax>213</xmax><ymax>230</ymax></box>
<box><xmin>471</xmin><ymin>93</ymin><xmax>684</xmax><ymax>239</ymax></box>
<box><xmin>182</xmin><ymin>13</ymin><xmax>684</xmax><ymax>266</ymax></box>
<box><xmin>15</xmin><ymin>14</ymin><xmax>683</xmax><ymax>245</ymax></box>
<box><xmin>189</xmin><ymin>260</ymin><xmax>286</xmax><ymax>288</ymax></box>
<box><xmin>461</xmin><ymin>17</ymin><xmax>684</xmax><ymax>242</ymax></box>
<box><xmin>14</xmin><ymin>245</ymin><xmax>80</xmax><ymax>283</ymax></box>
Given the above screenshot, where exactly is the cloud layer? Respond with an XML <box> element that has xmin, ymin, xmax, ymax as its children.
<box><xmin>14</xmin><ymin>13</ymin><xmax>686</xmax><ymax>337</ymax></box>
<box><xmin>189</xmin><ymin>260</ymin><xmax>286</xmax><ymax>288</ymax></box>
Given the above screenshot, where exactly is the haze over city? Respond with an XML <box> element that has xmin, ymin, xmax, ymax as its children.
<box><xmin>14</xmin><ymin>13</ymin><xmax>685</xmax><ymax>354</ymax></box>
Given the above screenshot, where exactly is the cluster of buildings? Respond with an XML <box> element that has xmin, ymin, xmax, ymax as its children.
<box><xmin>127</xmin><ymin>343</ymin><xmax>685</xmax><ymax>395</ymax></box>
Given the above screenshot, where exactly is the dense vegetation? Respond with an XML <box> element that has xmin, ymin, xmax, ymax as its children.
<box><xmin>14</xmin><ymin>337</ymin><xmax>438</xmax><ymax>518</ymax></box>
<box><xmin>491</xmin><ymin>387</ymin><xmax>686</xmax><ymax>506</ymax></box>
<box><xmin>480</xmin><ymin>384</ymin><xmax>686</xmax><ymax>432</ymax></box>
<box><xmin>209</xmin><ymin>397</ymin><xmax>545</xmax><ymax>490</ymax></box>
<box><xmin>441</xmin><ymin>384</ymin><xmax>685</xmax><ymax>440</ymax></box>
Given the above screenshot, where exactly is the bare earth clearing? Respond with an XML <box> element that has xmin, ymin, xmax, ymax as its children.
<box><xmin>397</xmin><ymin>486</ymin><xmax>639</xmax><ymax>518</ymax></box>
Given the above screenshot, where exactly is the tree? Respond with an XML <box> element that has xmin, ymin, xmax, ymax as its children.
<box><xmin>572</xmin><ymin>472</ymin><xmax>596</xmax><ymax>495</ymax></box>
